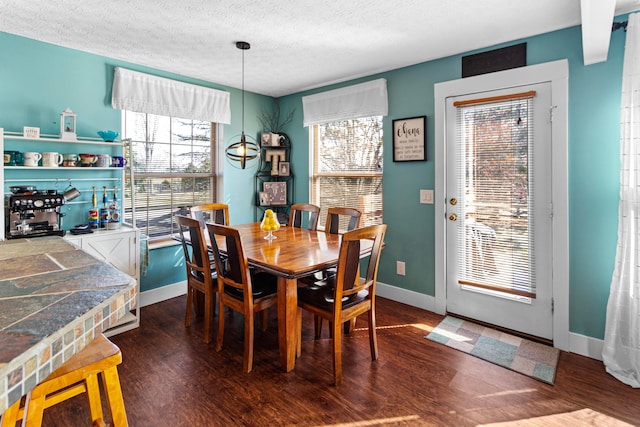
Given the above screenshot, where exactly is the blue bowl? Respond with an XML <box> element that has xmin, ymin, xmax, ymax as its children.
<box><xmin>97</xmin><ymin>130</ymin><xmax>119</xmax><ymax>142</ymax></box>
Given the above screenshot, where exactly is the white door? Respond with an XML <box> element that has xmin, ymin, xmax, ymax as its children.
<box><xmin>445</xmin><ymin>82</ymin><xmax>553</xmax><ymax>340</ymax></box>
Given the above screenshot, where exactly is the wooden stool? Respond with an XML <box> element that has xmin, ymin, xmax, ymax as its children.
<box><xmin>1</xmin><ymin>333</ymin><xmax>128</xmax><ymax>427</ymax></box>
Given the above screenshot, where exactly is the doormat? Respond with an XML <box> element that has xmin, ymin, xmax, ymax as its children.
<box><xmin>425</xmin><ymin>316</ymin><xmax>560</xmax><ymax>384</ymax></box>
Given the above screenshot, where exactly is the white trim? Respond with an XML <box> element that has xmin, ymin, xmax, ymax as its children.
<box><xmin>377</xmin><ymin>281</ymin><xmax>437</xmax><ymax>312</ymax></box>
<box><xmin>570</xmin><ymin>332</ymin><xmax>605</xmax><ymax>361</ymax></box>
<box><xmin>140</xmin><ymin>280</ymin><xmax>187</xmax><ymax>307</ymax></box>
<box><xmin>434</xmin><ymin>60</ymin><xmax>570</xmax><ymax>351</ymax></box>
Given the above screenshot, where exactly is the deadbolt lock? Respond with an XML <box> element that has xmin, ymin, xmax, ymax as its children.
<box><xmin>450</xmin><ymin>198</ymin><xmax>457</xmax><ymax>206</ymax></box>
<box><xmin>449</xmin><ymin>213</ymin><xmax>457</xmax><ymax>221</ymax></box>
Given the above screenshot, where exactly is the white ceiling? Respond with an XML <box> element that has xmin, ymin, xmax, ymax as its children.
<box><xmin>1</xmin><ymin>0</ymin><xmax>639</xmax><ymax>97</ymax></box>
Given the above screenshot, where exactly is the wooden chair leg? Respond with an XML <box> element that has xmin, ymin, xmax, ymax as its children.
<box><xmin>203</xmin><ymin>290</ymin><xmax>213</xmax><ymax>343</ymax></box>
<box><xmin>259</xmin><ymin>308</ymin><xmax>269</xmax><ymax>332</ymax></box>
<box><xmin>368</xmin><ymin>310</ymin><xmax>379</xmax><ymax>361</ymax></box>
<box><xmin>185</xmin><ymin>286</ymin><xmax>193</xmax><ymax>328</ymax></box>
<box><xmin>296</xmin><ymin>308</ymin><xmax>302</xmax><ymax>358</ymax></box>
<box><xmin>244</xmin><ymin>311</ymin><xmax>255</xmax><ymax>373</ymax></box>
<box><xmin>216</xmin><ymin>299</ymin><xmax>225</xmax><ymax>352</ymax></box>
<box><xmin>332</xmin><ymin>320</ymin><xmax>343</xmax><ymax>386</ymax></box>
<box><xmin>314</xmin><ymin>315</ymin><xmax>323</xmax><ymax>339</ymax></box>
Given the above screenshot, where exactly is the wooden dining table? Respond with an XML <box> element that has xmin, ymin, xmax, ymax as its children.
<box><xmin>192</xmin><ymin>222</ymin><xmax>373</xmax><ymax>372</ymax></box>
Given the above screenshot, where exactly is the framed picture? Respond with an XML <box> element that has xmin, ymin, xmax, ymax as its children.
<box><xmin>392</xmin><ymin>116</ymin><xmax>426</xmax><ymax>162</ymax></box>
<box><xmin>261</xmin><ymin>132</ymin><xmax>272</xmax><ymax>146</ymax></box>
<box><xmin>279</xmin><ymin>162</ymin><xmax>290</xmax><ymax>176</ymax></box>
<box><xmin>259</xmin><ymin>191</ymin><xmax>270</xmax><ymax>206</ymax></box>
<box><xmin>263</xmin><ymin>182</ymin><xmax>287</xmax><ymax>205</ymax></box>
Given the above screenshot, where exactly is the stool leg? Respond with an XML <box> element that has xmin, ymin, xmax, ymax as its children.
<box><xmin>85</xmin><ymin>373</ymin><xmax>105</xmax><ymax>422</ymax></box>
<box><xmin>24</xmin><ymin>393</ymin><xmax>46</xmax><ymax>427</ymax></box>
<box><xmin>101</xmin><ymin>366</ymin><xmax>128</xmax><ymax>427</ymax></box>
<box><xmin>0</xmin><ymin>398</ymin><xmax>22</xmax><ymax>427</ymax></box>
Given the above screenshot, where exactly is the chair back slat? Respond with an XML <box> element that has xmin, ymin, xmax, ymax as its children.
<box><xmin>189</xmin><ymin>203</ymin><xmax>230</xmax><ymax>229</ymax></box>
<box><xmin>289</xmin><ymin>203</ymin><xmax>320</xmax><ymax>230</ymax></box>
<box><xmin>176</xmin><ymin>215</ymin><xmax>211</xmax><ymax>278</ymax></box>
<box><xmin>326</xmin><ymin>207</ymin><xmax>361</xmax><ymax>234</ymax></box>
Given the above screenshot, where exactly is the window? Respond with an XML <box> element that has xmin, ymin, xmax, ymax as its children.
<box><xmin>311</xmin><ymin>116</ymin><xmax>383</xmax><ymax>230</ymax></box>
<box><xmin>122</xmin><ymin>111</ymin><xmax>216</xmax><ymax>240</ymax></box>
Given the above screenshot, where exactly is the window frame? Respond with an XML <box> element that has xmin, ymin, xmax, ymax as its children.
<box><xmin>122</xmin><ymin>111</ymin><xmax>219</xmax><ymax>243</ymax></box>
<box><xmin>310</xmin><ymin>116</ymin><xmax>384</xmax><ymax>230</ymax></box>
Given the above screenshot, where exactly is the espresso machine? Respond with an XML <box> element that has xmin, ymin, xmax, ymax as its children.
<box><xmin>5</xmin><ymin>187</ymin><xmax>66</xmax><ymax>239</ymax></box>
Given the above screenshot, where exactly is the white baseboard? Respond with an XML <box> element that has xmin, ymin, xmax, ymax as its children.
<box><xmin>377</xmin><ymin>281</ymin><xmax>440</xmax><ymax>314</ymax></box>
<box><xmin>140</xmin><ymin>281</ymin><xmax>187</xmax><ymax>307</ymax></box>
<box><xmin>141</xmin><ymin>279</ymin><xmax>605</xmax><ymax>362</ymax></box>
<box><xmin>569</xmin><ymin>332</ymin><xmax>604</xmax><ymax>361</ymax></box>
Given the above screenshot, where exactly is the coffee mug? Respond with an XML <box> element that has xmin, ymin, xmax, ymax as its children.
<box><xmin>4</xmin><ymin>150</ymin><xmax>24</xmax><ymax>166</ymax></box>
<box><xmin>23</xmin><ymin>152</ymin><xmax>42</xmax><ymax>167</ymax></box>
<box><xmin>42</xmin><ymin>152</ymin><xmax>63</xmax><ymax>167</ymax></box>
<box><xmin>111</xmin><ymin>156</ymin><xmax>127</xmax><ymax>168</ymax></box>
<box><xmin>63</xmin><ymin>153</ymin><xmax>78</xmax><ymax>167</ymax></box>
<box><xmin>79</xmin><ymin>153</ymin><xmax>97</xmax><ymax>167</ymax></box>
<box><xmin>96</xmin><ymin>154</ymin><xmax>112</xmax><ymax>168</ymax></box>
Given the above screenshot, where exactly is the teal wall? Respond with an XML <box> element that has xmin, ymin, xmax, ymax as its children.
<box><xmin>1</xmin><ymin>14</ymin><xmax>627</xmax><ymax>339</ymax></box>
<box><xmin>0</xmin><ymin>31</ymin><xmax>273</xmax><ymax>292</ymax></box>
<box><xmin>280</xmin><ymin>22</ymin><xmax>626</xmax><ymax>340</ymax></box>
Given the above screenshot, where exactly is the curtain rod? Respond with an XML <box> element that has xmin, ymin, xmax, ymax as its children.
<box><xmin>612</xmin><ymin>21</ymin><xmax>628</xmax><ymax>32</ymax></box>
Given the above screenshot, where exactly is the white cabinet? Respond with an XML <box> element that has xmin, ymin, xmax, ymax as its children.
<box><xmin>65</xmin><ymin>225</ymin><xmax>140</xmax><ymax>335</ymax></box>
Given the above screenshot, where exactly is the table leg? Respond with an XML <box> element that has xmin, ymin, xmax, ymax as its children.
<box><xmin>277</xmin><ymin>276</ymin><xmax>298</xmax><ymax>372</ymax></box>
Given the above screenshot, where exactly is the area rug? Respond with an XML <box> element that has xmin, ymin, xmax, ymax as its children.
<box><xmin>425</xmin><ymin>316</ymin><xmax>560</xmax><ymax>384</ymax></box>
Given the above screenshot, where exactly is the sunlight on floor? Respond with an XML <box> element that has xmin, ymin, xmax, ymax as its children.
<box><xmin>353</xmin><ymin>322</ymin><xmax>435</xmax><ymax>333</ymax></box>
<box><xmin>476</xmin><ymin>408</ymin><xmax>634</xmax><ymax>426</ymax></box>
<box><xmin>313</xmin><ymin>415</ymin><xmax>421</xmax><ymax>427</ymax></box>
<box><xmin>478</xmin><ymin>388</ymin><xmax>539</xmax><ymax>398</ymax></box>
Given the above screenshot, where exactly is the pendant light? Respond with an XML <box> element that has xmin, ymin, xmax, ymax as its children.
<box><xmin>226</xmin><ymin>41</ymin><xmax>260</xmax><ymax>169</ymax></box>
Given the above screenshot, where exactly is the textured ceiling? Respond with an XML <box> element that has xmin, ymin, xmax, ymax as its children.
<box><xmin>1</xmin><ymin>0</ymin><xmax>639</xmax><ymax>97</ymax></box>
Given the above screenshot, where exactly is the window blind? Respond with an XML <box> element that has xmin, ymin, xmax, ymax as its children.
<box><xmin>302</xmin><ymin>79</ymin><xmax>388</xmax><ymax>126</ymax></box>
<box><xmin>311</xmin><ymin>117</ymin><xmax>383</xmax><ymax>230</ymax></box>
<box><xmin>455</xmin><ymin>92</ymin><xmax>537</xmax><ymax>298</ymax></box>
<box><xmin>112</xmin><ymin>67</ymin><xmax>231</xmax><ymax>124</ymax></box>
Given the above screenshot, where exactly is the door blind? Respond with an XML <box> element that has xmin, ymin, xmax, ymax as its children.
<box><xmin>455</xmin><ymin>92</ymin><xmax>537</xmax><ymax>298</ymax></box>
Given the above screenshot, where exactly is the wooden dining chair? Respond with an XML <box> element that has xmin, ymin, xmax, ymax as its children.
<box><xmin>189</xmin><ymin>203</ymin><xmax>230</xmax><ymax>227</ymax></box>
<box><xmin>311</xmin><ymin>207</ymin><xmax>363</xmax><ymax>337</ymax></box>
<box><xmin>296</xmin><ymin>224</ymin><xmax>387</xmax><ymax>385</ymax></box>
<box><xmin>288</xmin><ymin>203</ymin><xmax>320</xmax><ymax>230</ymax></box>
<box><xmin>0</xmin><ymin>333</ymin><xmax>127</xmax><ymax>427</ymax></box>
<box><xmin>205</xmin><ymin>223</ymin><xmax>279</xmax><ymax>373</ymax></box>
<box><xmin>175</xmin><ymin>214</ymin><xmax>217</xmax><ymax>343</ymax></box>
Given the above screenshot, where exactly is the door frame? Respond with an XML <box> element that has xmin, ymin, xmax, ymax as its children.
<box><xmin>433</xmin><ymin>59</ymin><xmax>569</xmax><ymax>350</ymax></box>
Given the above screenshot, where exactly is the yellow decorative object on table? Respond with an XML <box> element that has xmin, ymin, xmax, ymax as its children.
<box><xmin>260</xmin><ymin>209</ymin><xmax>281</xmax><ymax>240</ymax></box>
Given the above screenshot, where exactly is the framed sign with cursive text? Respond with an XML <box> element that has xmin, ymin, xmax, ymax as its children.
<box><xmin>392</xmin><ymin>116</ymin><xmax>426</xmax><ymax>162</ymax></box>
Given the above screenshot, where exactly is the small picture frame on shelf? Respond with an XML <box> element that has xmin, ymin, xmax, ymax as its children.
<box><xmin>263</xmin><ymin>181</ymin><xmax>287</xmax><ymax>205</ymax></box>
<box><xmin>259</xmin><ymin>191</ymin><xmax>270</xmax><ymax>206</ymax></box>
<box><xmin>23</xmin><ymin>126</ymin><xmax>40</xmax><ymax>139</ymax></box>
<box><xmin>261</xmin><ymin>132</ymin><xmax>272</xmax><ymax>147</ymax></box>
<box><xmin>279</xmin><ymin>162</ymin><xmax>290</xmax><ymax>176</ymax></box>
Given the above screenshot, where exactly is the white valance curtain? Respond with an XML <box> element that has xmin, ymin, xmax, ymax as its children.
<box><xmin>603</xmin><ymin>12</ymin><xmax>640</xmax><ymax>388</ymax></box>
<box><xmin>111</xmin><ymin>67</ymin><xmax>231</xmax><ymax>124</ymax></box>
<box><xmin>302</xmin><ymin>78</ymin><xmax>388</xmax><ymax>126</ymax></box>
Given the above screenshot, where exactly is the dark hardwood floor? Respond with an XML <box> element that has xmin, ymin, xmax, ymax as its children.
<box><xmin>40</xmin><ymin>296</ymin><xmax>639</xmax><ymax>426</ymax></box>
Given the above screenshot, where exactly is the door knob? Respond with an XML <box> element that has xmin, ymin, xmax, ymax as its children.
<box><xmin>449</xmin><ymin>213</ymin><xmax>457</xmax><ymax>221</ymax></box>
<box><xmin>450</xmin><ymin>198</ymin><xmax>457</xmax><ymax>206</ymax></box>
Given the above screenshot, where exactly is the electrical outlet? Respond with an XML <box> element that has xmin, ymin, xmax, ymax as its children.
<box><xmin>397</xmin><ymin>261</ymin><xmax>406</xmax><ymax>276</ymax></box>
<box><xmin>420</xmin><ymin>189</ymin><xmax>434</xmax><ymax>204</ymax></box>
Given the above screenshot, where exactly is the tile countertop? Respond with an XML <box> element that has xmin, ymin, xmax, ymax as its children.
<box><xmin>0</xmin><ymin>236</ymin><xmax>137</xmax><ymax>414</ymax></box>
